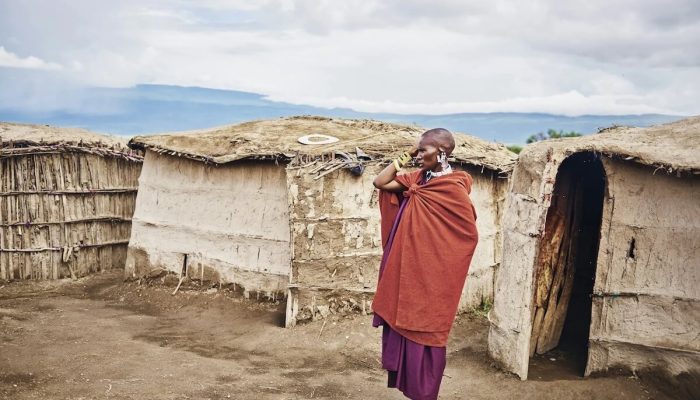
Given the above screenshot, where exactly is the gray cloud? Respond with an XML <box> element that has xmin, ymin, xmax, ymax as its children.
<box><xmin>0</xmin><ymin>0</ymin><xmax>698</xmax><ymax>115</ymax></box>
<box><xmin>256</xmin><ymin>0</ymin><xmax>700</xmax><ymax>68</ymax></box>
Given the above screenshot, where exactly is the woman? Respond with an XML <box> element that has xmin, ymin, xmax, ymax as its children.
<box><xmin>372</xmin><ymin>128</ymin><xmax>479</xmax><ymax>400</ymax></box>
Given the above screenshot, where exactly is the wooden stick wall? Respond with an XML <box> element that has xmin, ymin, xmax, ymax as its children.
<box><xmin>0</xmin><ymin>151</ymin><xmax>141</xmax><ymax>280</ymax></box>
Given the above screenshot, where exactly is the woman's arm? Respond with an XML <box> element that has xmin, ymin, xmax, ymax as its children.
<box><xmin>373</xmin><ymin>163</ymin><xmax>406</xmax><ymax>192</ymax></box>
<box><xmin>373</xmin><ymin>147</ymin><xmax>417</xmax><ymax>192</ymax></box>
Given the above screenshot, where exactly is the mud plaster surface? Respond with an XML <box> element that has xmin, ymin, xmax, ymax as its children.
<box><xmin>126</xmin><ymin>152</ymin><xmax>291</xmax><ymax>293</ymax></box>
<box><xmin>490</xmin><ymin>151</ymin><xmax>700</xmax><ymax>380</ymax></box>
<box><xmin>288</xmin><ymin>162</ymin><xmax>508</xmax><ymax>323</ymax></box>
<box><xmin>0</xmin><ymin>272</ymin><xmax>675</xmax><ymax>400</ymax></box>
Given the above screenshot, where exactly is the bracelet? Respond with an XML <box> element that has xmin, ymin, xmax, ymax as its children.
<box><xmin>396</xmin><ymin>151</ymin><xmax>412</xmax><ymax>167</ymax></box>
<box><xmin>392</xmin><ymin>159</ymin><xmax>402</xmax><ymax>171</ymax></box>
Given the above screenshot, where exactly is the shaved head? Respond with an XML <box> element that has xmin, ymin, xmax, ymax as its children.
<box><xmin>422</xmin><ymin>128</ymin><xmax>455</xmax><ymax>155</ymax></box>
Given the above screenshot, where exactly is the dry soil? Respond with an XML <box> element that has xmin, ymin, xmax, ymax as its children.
<box><xmin>0</xmin><ymin>271</ymin><xmax>675</xmax><ymax>400</ymax></box>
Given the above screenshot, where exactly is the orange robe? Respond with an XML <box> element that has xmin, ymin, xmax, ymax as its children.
<box><xmin>372</xmin><ymin>169</ymin><xmax>479</xmax><ymax>347</ymax></box>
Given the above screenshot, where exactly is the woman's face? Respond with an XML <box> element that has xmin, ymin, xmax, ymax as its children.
<box><xmin>415</xmin><ymin>136</ymin><xmax>440</xmax><ymax>171</ymax></box>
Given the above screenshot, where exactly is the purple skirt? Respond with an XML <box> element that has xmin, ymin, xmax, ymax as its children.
<box><xmin>373</xmin><ymin>193</ymin><xmax>447</xmax><ymax>400</ymax></box>
<box><xmin>376</xmin><ymin>320</ymin><xmax>447</xmax><ymax>400</ymax></box>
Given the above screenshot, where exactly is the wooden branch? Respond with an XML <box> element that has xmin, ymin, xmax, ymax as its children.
<box><xmin>0</xmin><ymin>240</ymin><xmax>130</xmax><ymax>252</ymax></box>
<box><xmin>1</xmin><ymin>216</ymin><xmax>132</xmax><ymax>227</ymax></box>
<box><xmin>172</xmin><ymin>277</ymin><xmax>185</xmax><ymax>295</ymax></box>
<box><xmin>313</xmin><ymin>162</ymin><xmax>350</xmax><ymax>180</ymax></box>
<box><xmin>0</xmin><ymin>144</ymin><xmax>143</xmax><ymax>162</ymax></box>
<box><xmin>0</xmin><ymin>188</ymin><xmax>138</xmax><ymax>196</ymax></box>
<box><xmin>318</xmin><ymin>320</ymin><xmax>327</xmax><ymax>338</ymax></box>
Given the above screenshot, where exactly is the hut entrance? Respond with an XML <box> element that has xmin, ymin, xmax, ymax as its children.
<box><xmin>528</xmin><ymin>152</ymin><xmax>605</xmax><ymax>375</ymax></box>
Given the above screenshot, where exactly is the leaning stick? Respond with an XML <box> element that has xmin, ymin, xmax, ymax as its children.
<box><xmin>318</xmin><ymin>320</ymin><xmax>327</xmax><ymax>339</ymax></box>
<box><xmin>314</xmin><ymin>162</ymin><xmax>350</xmax><ymax>180</ymax></box>
<box><xmin>309</xmin><ymin>161</ymin><xmax>333</xmax><ymax>174</ymax></box>
<box><xmin>172</xmin><ymin>277</ymin><xmax>185</xmax><ymax>295</ymax></box>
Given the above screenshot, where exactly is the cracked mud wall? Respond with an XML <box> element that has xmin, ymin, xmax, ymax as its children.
<box><xmin>286</xmin><ymin>163</ymin><xmax>507</xmax><ymax>325</ymax></box>
<box><xmin>586</xmin><ymin>159</ymin><xmax>700</xmax><ymax>377</ymax></box>
<box><xmin>124</xmin><ymin>152</ymin><xmax>506</xmax><ymax>325</ymax></box>
<box><xmin>458</xmin><ymin>165</ymin><xmax>509</xmax><ymax>310</ymax></box>
<box><xmin>285</xmin><ymin>163</ymin><xmax>383</xmax><ymax>325</ymax></box>
<box><xmin>125</xmin><ymin>151</ymin><xmax>290</xmax><ymax>294</ymax></box>
<box><xmin>489</xmin><ymin>149</ymin><xmax>699</xmax><ymax>381</ymax></box>
<box><xmin>488</xmin><ymin>149</ymin><xmax>556</xmax><ymax>379</ymax></box>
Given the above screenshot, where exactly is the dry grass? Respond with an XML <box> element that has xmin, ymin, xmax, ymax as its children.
<box><xmin>129</xmin><ymin>115</ymin><xmax>517</xmax><ymax>173</ymax></box>
<box><xmin>521</xmin><ymin>116</ymin><xmax>700</xmax><ymax>175</ymax></box>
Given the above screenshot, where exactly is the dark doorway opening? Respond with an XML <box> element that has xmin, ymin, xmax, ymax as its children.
<box><xmin>529</xmin><ymin>152</ymin><xmax>605</xmax><ymax>378</ymax></box>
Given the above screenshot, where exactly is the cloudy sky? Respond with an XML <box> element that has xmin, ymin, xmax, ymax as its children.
<box><xmin>1</xmin><ymin>0</ymin><xmax>699</xmax><ymax>116</ymax></box>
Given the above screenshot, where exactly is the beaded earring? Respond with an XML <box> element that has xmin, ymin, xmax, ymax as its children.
<box><xmin>438</xmin><ymin>151</ymin><xmax>448</xmax><ymax>168</ymax></box>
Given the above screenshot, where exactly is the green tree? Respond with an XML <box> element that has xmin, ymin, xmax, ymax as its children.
<box><xmin>526</xmin><ymin>129</ymin><xmax>582</xmax><ymax>144</ymax></box>
<box><xmin>506</xmin><ymin>145</ymin><xmax>523</xmax><ymax>154</ymax></box>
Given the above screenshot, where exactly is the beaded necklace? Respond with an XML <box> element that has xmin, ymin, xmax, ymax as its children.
<box><xmin>425</xmin><ymin>165</ymin><xmax>453</xmax><ymax>182</ymax></box>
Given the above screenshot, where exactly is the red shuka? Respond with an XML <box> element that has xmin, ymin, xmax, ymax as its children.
<box><xmin>372</xmin><ymin>169</ymin><xmax>479</xmax><ymax>347</ymax></box>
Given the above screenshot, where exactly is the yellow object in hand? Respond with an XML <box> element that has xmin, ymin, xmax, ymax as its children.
<box><xmin>396</xmin><ymin>151</ymin><xmax>412</xmax><ymax>167</ymax></box>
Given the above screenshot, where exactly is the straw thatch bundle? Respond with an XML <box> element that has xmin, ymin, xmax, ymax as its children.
<box><xmin>129</xmin><ymin>115</ymin><xmax>516</xmax><ymax>173</ymax></box>
<box><xmin>514</xmin><ymin>116</ymin><xmax>700</xmax><ymax>183</ymax></box>
<box><xmin>0</xmin><ymin>122</ymin><xmax>143</xmax><ymax>280</ymax></box>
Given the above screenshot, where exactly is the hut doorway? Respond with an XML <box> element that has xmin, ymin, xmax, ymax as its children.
<box><xmin>528</xmin><ymin>152</ymin><xmax>605</xmax><ymax>376</ymax></box>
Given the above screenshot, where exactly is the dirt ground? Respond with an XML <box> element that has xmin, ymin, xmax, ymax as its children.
<box><xmin>0</xmin><ymin>271</ymin><xmax>676</xmax><ymax>400</ymax></box>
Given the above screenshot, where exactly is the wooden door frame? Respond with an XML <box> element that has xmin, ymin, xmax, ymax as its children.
<box><xmin>526</xmin><ymin>152</ymin><xmax>607</xmax><ymax>372</ymax></box>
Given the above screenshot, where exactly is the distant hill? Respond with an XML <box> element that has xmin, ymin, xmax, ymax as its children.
<box><xmin>0</xmin><ymin>84</ymin><xmax>686</xmax><ymax>144</ymax></box>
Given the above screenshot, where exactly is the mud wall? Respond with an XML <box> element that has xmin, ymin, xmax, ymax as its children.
<box><xmin>488</xmin><ymin>148</ymin><xmax>700</xmax><ymax>380</ymax></box>
<box><xmin>487</xmin><ymin>153</ymin><xmax>549</xmax><ymax>379</ymax></box>
<box><xmin>125</xmin><ymin>151</ymin><xmax>290</xmax><ymax>294</ymax></box>
<box><xmin>0</xmin><ymin>152</ymin><xmax>141</xmax><ymax>280</ymax></box>
<box><xmin>586</xmin><ymin>159</ymin><xmax>700</xmax><ymax>376</ymax></box>
<box><xmin>457</xmin><ymin>165</ymin><xmax>509</xmax><ymax>309</ymax></box>
<box><xmin>285</xmin><ymin>163</ymin><xmax>383</xmax><ymax>325</ymax></box>
<box><xmin>286</xmin><ymin>163</ymin><xmax>507</xmax><ymax>326</ymax></box>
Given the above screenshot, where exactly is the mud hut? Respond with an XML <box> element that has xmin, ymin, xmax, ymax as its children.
<box><xmin>488</xmin><ymin>117</ymin><xmax>700</xmax><ymax>382</ymax></box>
<box><xmin>0</xmin><ymin>122</ymin><xmax>143</xmax><ymax>281</ymax></box>
<box><xmin>126</xmin><ymin>116</ymin><xmax>516</xmax><ymax>326</ymax></box>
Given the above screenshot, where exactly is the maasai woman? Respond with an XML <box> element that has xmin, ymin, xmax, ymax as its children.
<box><xmin>372</xmin><ymin>128</ymin><xmax>479</xmax><ymax>400</ymax></box>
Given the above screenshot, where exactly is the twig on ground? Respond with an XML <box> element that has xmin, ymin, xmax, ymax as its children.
<box><xmin>318</xmin><ymin>320</ymin><xmax>327</xmax><ymax>339</ymax></box>
<box><xmin>172</xmin><ymin>277</ymin><xmax>185</xmax><ymax>295</ymax></box>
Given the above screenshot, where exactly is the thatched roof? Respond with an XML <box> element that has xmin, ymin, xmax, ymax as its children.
<box><xmin>0</xmin><ymin>122</ymin><xmax>141</xmax><ymax>161</ymax></box>
<box><xmin>520</xmin><ymin>116</ymin><xmax>700</xmax><ymax>175</ymax></box>
<box><xmin>129</xmin><ymin>116</ymin><xmax>517</xmax><ymax>173</ymax></box>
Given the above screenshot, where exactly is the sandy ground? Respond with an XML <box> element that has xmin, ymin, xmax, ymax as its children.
<box><xmin>0</xmin><ymin>271</ymin><xmax>675</xmax><ymax>400</ymax></box>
